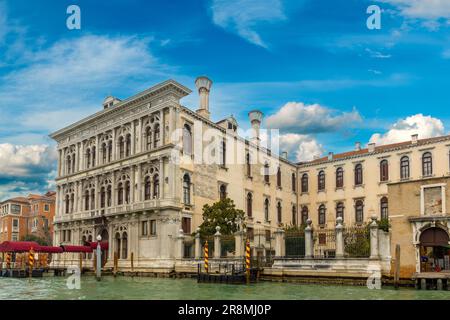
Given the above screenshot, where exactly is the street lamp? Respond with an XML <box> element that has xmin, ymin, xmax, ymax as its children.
<box><xmin>96</xmin><ymin>234</ymin><xmax>102</xmax><ymax>281</ymax></box>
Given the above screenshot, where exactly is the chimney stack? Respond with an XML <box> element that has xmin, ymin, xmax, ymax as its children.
<box><xmin>195</xmin><ymin>76</ymin><xmax>213</xmax><ymax>120</ymax></box>
<box><xmin>355</xmin><ymin>142</ymin><xmax>361</xmax><ymax>151</ymax></box>
<box><xmin>411</xmin><ymin>134</ymin><xmax>418</xmax><ymax>144</ymax></box>
<box><xmin>248</xmin><ymin>110</ymin><xmax>263</xmax><ymax>145</ymax></box>
<box><xmin>328</xmin><ymin>152</ymin><xmax>333</xmax><ymax>161</ymax></box>
<box><xmin>368</xmin><ymin>143</ymin><xmax>376</xmax><ymax>153</ymax></box>
<box><xmin>281</xmin><ymin>151</ymin><xmax>288</xmax><ymax>159</ymax></box>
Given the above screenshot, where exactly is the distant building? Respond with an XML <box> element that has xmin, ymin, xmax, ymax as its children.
<box><xmin>0</xmin><ymin>192</ymin><xmax>56</xmax><ymax>244</ymax></box>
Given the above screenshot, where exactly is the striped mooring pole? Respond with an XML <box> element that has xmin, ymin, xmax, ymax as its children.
<box><xmin>245</xmin><ymin>239</ymin><xmax>251</xmax><ymax>284</ymax></box>
<box><xmin>6</xmin><ymin>252</ymin><xmax>11</xmax><ymax>269</ymax></box>
<box><xmin>28</xmin><ymin>247</ymin><xmax>35</xmax><ymax>280</ymax></box>
<box><xmin>204</xmin><ymin>241</ymin><xmax>209</xmax><ymax>273</ymax></box>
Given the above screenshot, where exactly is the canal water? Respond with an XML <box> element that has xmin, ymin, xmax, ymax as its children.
<box><xmin>1</xmin><ymin>277</ymin><xmax>450</xmax><ymax>300</ymax></box>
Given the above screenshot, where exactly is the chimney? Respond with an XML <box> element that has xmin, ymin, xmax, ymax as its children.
<box><xmin>411</xmin><ymin>134</ymin><xmax>418</xmax><ymax>144</ymax></box>
<box><xmin>355</xmin><ymin>142</ymin><xmax>361</xmax><ymax>151</ymax></box>
<box><xmin>248</xmin><ymin>110</ymin><xmax>263</xmax><ymax>145</ymax></box>
<box><xmin>195</xmin><ymin>76</ymin><xmax>213</xmax><ymax>120</ymax></box>
<box><xmin>103</xmin><ymin>96</ymin><xmax>120</xmax><ymax>109</ymax></box>
<box><xmin>328</xmin><ymin>152</ymin><xmax>333</xmax><ymax>161</ymax></box>
<box><xmin>313</xmin><ymin>155</ymin><xmax>321</xmax><ymax>160</ymax></box>
<box><xmin>281</xmin><ymin>151</ymin><xmax>288</xmax><ymax>159</ymax></box>
<box><xmin>368</xmin><ymin>143</ymin><xmax>376</xmax><ymax>153</ymax></box>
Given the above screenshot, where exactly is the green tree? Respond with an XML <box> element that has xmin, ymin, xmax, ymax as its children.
<box><xmin>21</xmin><ymin>234</ymin><xmax>51</xmax><ymax>246</ymax></box>
<box><xmin>197</xmin><ymin>198</ymin><xmax>245</xmax><ymax>237</ymax></box>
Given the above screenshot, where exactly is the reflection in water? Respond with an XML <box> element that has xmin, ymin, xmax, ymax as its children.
<box><xmin>1</xmin><ymin>277</ymin><xmax>450</xmax><ymax>300</ymax></box>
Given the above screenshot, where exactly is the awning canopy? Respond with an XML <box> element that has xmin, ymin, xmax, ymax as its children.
<box><xmin>36</xmin><ymin>246</ymin><xmax>64</xmax><ymax>254</ymax></box>
<box><xmin>88</xmin><ymin>241</ymin><xmax>109</xmax><ymax>250</ymax></box>
<box><xmin>61</xmin><ymin>245</ymin><xmax>93</xmax><ymax>253</ymax></box>
<box><xmin>0</xmin><ymin>241</ymin><xmax>40</xmax><ymax>252</ymax></box>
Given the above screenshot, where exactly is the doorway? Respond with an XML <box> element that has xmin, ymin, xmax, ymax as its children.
<box><xmin>419</xmin><ymin>227</ymin><xmax>450</xmax><ymax>272</ymax></box>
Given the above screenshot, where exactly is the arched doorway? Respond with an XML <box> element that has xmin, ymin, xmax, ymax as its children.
<box><xmin>419</xmin><ymin>227</ymin><xmax>450</xmax><ymax>272</ymax></box>
<box><xmin>100</xmin><ymin>229</ymin><xmax>109</xmax><ymax>267</ymax></box>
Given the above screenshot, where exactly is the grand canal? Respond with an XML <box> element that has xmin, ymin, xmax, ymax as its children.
<box><xmin>1</xmin><ymin>276</ymin><xmax>450</xmax><ymax>300</ymax></box>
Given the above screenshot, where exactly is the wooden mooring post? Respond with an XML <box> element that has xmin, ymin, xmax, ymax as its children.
<box><xmin>131</xmin><ymin>252</ymin><xmax>134</xmax><ymax>275</ymax></box>
<box><xmin>79</xmin><ymin>253</ymin><xmax>83</xmax><ymax>273</ymax></box>
<box><xmin>394</xmin><ymin>244</ymin><xmax>400</xmax><ymax>289</ymax></box>
<box><xmin>113</xmin><ymin>252</ymin><xmax>118</xmax><ymax>277</ymax></box>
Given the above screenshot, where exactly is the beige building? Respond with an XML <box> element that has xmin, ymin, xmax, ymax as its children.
<box><xmin>50</xmin><ymin>76</ymin><xmax>450</xmax><ymax>278</ymax></box>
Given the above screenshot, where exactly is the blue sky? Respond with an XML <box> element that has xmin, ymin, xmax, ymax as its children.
<box><xmin>0</xmin><ymin>0</ymin><xmax>449</xmax><ymax>200</ymax></box>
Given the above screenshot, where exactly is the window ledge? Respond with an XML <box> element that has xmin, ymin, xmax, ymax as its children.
<box><xmin>246</xmin><ymin>175</ymin><xmax>253</xmax><ymax>181</ymax></box>
<box><xmin>421</xmin><ymin>174</ymin><xmax>435</xmax><ymax>179</ymax></box>
<box><xmin>318</xmin><ymin>189</ymin><xmax>326</xmax><ymax>193</ymax></box>
<box><xmin>379</xmin><ymin>180</ymin><xmax>390</xmax><ymax>185</ymax></box>
<box><xmin>300</xmin><ymin>192</ymin><xmax>309</xmax><ymax>196</ymax></box>
<box><xmin>353</xmin><ymin>184</ymin><xmax>364</xmax><ymax>189</ymax></box>
<box><xmin>335</xmin><ymin>187</ymin><xmax>345</xmax><ymax>191</ymax></box>
<box><xmin>219</xmin><ymin>165</ymin><xmax>228</xmax><ymax>171</ymax></box>
<box><xmin>264</xmin><ymin>182</ymin><xmax>271</xmax><ymax>186</ymax></box>
<box><xmin>276</xmin><ymin>186</ymin><xmax>282</xmax><ymax>191</ymax></box>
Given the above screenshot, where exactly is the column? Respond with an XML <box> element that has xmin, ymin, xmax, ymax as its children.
<box><xmin>80</xmin><ymin>142</ymin><xmax>85</xmax><ymax>170</ymax></box>
<box><xmin>159</xmin><ymin>157</ymin><xmax>164</xmax><ymax>199</ymax></box>
<box><xmin>58</xmin><ymin>149</ymin><xmax>62</xmax><ymax>177</ymax></box>
<box><xmin>370</xmin><ymin>215</ymin><xmax>379</xmax><ymax>259</ymax></box>
<box><xmin>131</xmin><ymin>121</ymin><xmax>135</xmax><ymax>155</ymax></box>
<box><xmin>111</xmin><ymin>128</ymin><xmax>116</xmax><ymax>161</ymax></box>
<box><xmin>61</xmin><ymin>148</ymin><xmax>66</xmax><ymax>176</ymax></box>
<box><xmin>335</xmin><ymin>217</ymin><xmax>344</xmax><ymax>258</ymax></box>
<box><xmin>74</xmin><ymin>182</ymin><xmax>78</xmax><ymax>213</ymax></box>
<box><xmin>130</xmin><ymin>166</ymin><xmax>135</xmax><ymax>204</ymax></box>
<box><xmin>175</xmin><ymin>229</ymin><xmax>185</xmax><ymax>259</ymax></box>
<box><xmin>214</xmin><ymin>226</ymin><xmax>221</xmax><ymax>259</ymax></box>
<box><xmin>95</xmin><ymin>135</ymin><xmax>100</xmax><ymax>166</ymax></box>
<box><xmin>195</xmin><ymin>229</ymin><xmax>201</xmax><ymax>259</ymax></box>
<box><xmin>160</xmin><ymin>109</ymin><xmax>165</xmax><ymax>146</ymax></box>
<box><xmin>112</xmin><ymin>171</ymin><xmax>117</xmax><ymax>206</ymax></box>
<box><xmin>274</xmin><ymin>228</ymin><xmax>285</xmax><ymax>257</ymax></box>
<box><xmin>305</xmin><ymin>219</ymin><xmax>313</xmax><ymax>258</ymax></box>
<box><xmin>168</xmin><ymin>106</ymin><xmax>175</xmax><ymax>144</ymax></box>
<box><xmin>138</xmin><ymin>117</ymin><xmax>144</xmax><ymax>153</ymax></box>
<box><xmin>234</xmin><ymin>230</ymin><xmax>245</xmax><ymax>258</ymax></box>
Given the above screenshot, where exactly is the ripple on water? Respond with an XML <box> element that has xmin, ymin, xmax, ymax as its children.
<box><xmin>1</xmin><ymin>277</ymin><xmax>450</xmax><ymax>300</ymax></box>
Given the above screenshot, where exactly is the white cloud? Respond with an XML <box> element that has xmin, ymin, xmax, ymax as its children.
<box><xmin>266</xmin><ymin>102</ymin><xmax>362</xmax><ymax>134</ymax></box>
<box><xmin>369</xmin><ymin>114</ymin><xmax>445</xmax><ymax>145</ymax></box>
<box><xmin>380</xmin><ymin>0</ymin><xmax>450</xmax><ymax>20</ymax></box>
<box><xmin>210</xmin><ymin>0</ymin><xmax>287</xmax><ymax>48</ymax></box>
<box><xmin>0</xmin><ymin>143</ymin><xmax>56</xmax><ymax>177</ymax></box>
<box><xmin>365</xmin><ymin>48</ymin><xmax>392</xmax><ymax>59</ymax></box>
<box><xmin>279</xmin><ymin>134</ymin><xmax>323</xmax><ymax>162</ymax></box>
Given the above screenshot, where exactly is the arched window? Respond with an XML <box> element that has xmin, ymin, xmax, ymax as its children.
<box><xmin>354</xmin><ymin>164</ymin><xmax>363</xmax><ymax>185</ymax></box>
<box><xmin>154</xmin><ymin>124</ymin><xmax>160</xmax><ymax>148</ymax></box>
<box><xmin>301</xmin><ymin>173</ymin><xmax>308</xmax><ymax>193</ymax></box>
<box><xmin>264</xmin><ymin>163</ymin><xmax>270</xmax><ymax>184</ymax></box>
<box><xmin>125</xmin><ymin>181</ymin><xmax>131</xmax><ymax>204</ymax></box>
<box><xmin>118</xmin><ymin>183</ymin><xmax>124</xmax><ymax>205</ymax></box>
<box><xmin>70</xmin><ymin>193</ymin><xmax>74</xmax><ymax>212</ymax></box>
<box><xmin>183</xmin><ymin>124</ymin><xmax>192</xmax><ymax>155</ymax></box>
<box><xmin>422</xmin><ymin>152</ymin><xmax>433</xmax><ymax>176</ymax></box>
<box><xmin>355</xmin><ymin>200</ymin><xmax>364</xmax><ymax>224</ymax></box>
<box><xmin>65</xmin><ymin>195</ymin><xmax>70</xmax><ymax>214</ymax></box>
<box><xmin>108</xmin><ymin>141</ymin><xmax>113</xmax><ymax>162</ymax></box>
<box><xmin>84</xmin><ymin>190</ymin><xmax>89</xmax><ymax>210</ymax></box>
<box><xmin>318</xmin><ymin>204</ymin><xmax>326</xmax><ymax>225</ymax></box>
<box><xmin>100</xmin><ymin>187</ymin><xmax>106</xmax><ymax>208</ymax></box>
<box><xmin>107</xmin><ymin>185</ymin><xmax>112</xmax><ymax>207</ymax></box>
<box><xmin>92</xmin><ymin>146</ymin><xmax>96</xmax><ymax>166</ymax></box>
<box><xmin>292</xmin><ymin>173</ymin><xmax>296</xmax><ymax>192</ymax></box>
<box><xmin>264</xmin><ymin>198</ymin><xmax>270</xmax><ymax>221</ymax></box>
<box><xmin>336</xmin><ymin>167</ymin><xmax>344</xmax><ymax>188</ymax></box>
<box><xmin>219</xmin><ymin>184</ymin><xmax>227</xmax><ymax>200</ymax></box>
<box><xmin>380</xmin><ymin>160</ymin><xmax>389</xmax><ymax>182</ymax></box>
<box><xmin>277</xmin><ymin>202</ymin><xmax>282</xmax><ymax>223</ymax></box>
<box><xmin>400</xmin><ymin>156</ymin><xmax>410</xmax><ymax>179</ymax></box>
<box><xmin>118</xmin><ymin>137</ymin><xmax>125</xmax><ymax>159</ymax></box>
<box><xmin>183</xmin><ymin>174</ymin><xmax>191</xmax><ymax>205</ymax></box>
<box><xmin>72</xmin><ymin>156</ymin><xmax>76</xmax><ymax>173</ymax></box>
<box><xmin>153</xmin><ymin>174</ymin><xmax>159</xmax><ymax>199</ymax></box>
<box><xmin>246</xmin><ymin>153</ymin><xmax>251</xmax><ymax>177</ymax></box>
<box><xmin>67</xmin><ymin>155</ymin><xmax>71</xmax><ymax>174</ymax></box>
<box><xmin>301</xmin><ymin>206</ymin><xmax>309</xmax><ymax>225</ymax></box>
<box><xmin>115</xmin><ymin>233</ymin><xmax>121</xmax><ymax>259</ymax></box>
<box><xmin>125</xmin><ymin>134</ymin><xmax>131</xmax><ymax>157</ymax></box>
<box><xmin>146</xmin><ymin>127</ymin><xmax>152</xmax><ymax>150</ymax></box>
<box><xmin>144</xmin><ymin>176</ymin><xmax>151</xmax><ymax>200</ymax></box>
<box><xmin>102</xmin><ymin>143</ymin><xmax>107</xmax><ymax>164</ymax></box>
<box><xmin>86</xmin><ymin>149</ymin><xmax>91</xmax><ymax>169</ymax></box>
<box><xmin>336</xmin><ymin>202</ymin><xmax>344</xmax><ymax>221</ymax></box>
<box><xmin>121</xmin><ymin>232</ymin><xmax>128</xmax><ymax>259</ymax></box>
<box><xmin>318</xmin><ymin>171</ymin><xmax>325</xmax><ymax>191</ymax></box>
<box><xmin>246</xmin><ymin>193</ymin><xmax>252</xmax><ymax>217</ymax></box>
<box><xmin>277</xmin><ymin>167</ymin><xmax>282</xmax><ymax>187</ymax></box>
<box><xmin>292</xmin><ymin>205</ymin><xmax>297</xmax><ymax>226</ymax></box>
<box><xmin>221</xmin><ymin>140</ymin><xmax>226</xmax><ymax>167</ymax></box>
<box><xmin>90</xmin><ymin>189</ymin><xmax>95</xmax><ymax>210</ymax></box>
<box><xmin>380</xmin><ymin>197</ymin><xmax>388</xmax><ymax>220</ymax></box>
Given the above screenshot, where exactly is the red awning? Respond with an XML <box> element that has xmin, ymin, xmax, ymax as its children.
<box><xmin>36</xmin><ymin>246</ymin><xmax>64</xmax><ymax>254</ymax></box>
<box><xmin>61</xmin><ymin>245</ymin><xmax>93</xmax><ymax>253</ymax></box>
<box><xmin>0</xmin><ymin>241</ymin><xmax>40</xmax><ymax>252</ymax></box>
<box><xmin>88</xmin><ymin>241</ymin><xmax>109</xmax><ymax>250</ymax></box>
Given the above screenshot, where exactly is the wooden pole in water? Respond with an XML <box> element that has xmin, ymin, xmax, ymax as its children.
<box><xmin>204</xmin><ymin>241</ymin><xmax>209</xmax><ymax>273</ymax></box>
<box><xmin>79</xmin><ymin>253</ymin><xmax>82</xmax><ymax>273</ymax></box>
<box><xmin>28</xmin><ymin>247</ymin><xmax>35</xmax><ymax>282</ymax></box>
<box><xmin>113</xmin><ymin>252</ymin><xmax>118</xmax><ymax>277</ymax></box>
<box><xmin>245</xmin><ymin>239</ymin><xmax>251</xmax><ymax>284</ymax></box>
<box><xmin>394</xmin><ymin>244</ymin><xmax>400</xmax><ymax>289</ymax></box>
<box><xmin>131</xmin><ymin>252</ymin><xmax>134</xmax><ymax>274</ymax></box>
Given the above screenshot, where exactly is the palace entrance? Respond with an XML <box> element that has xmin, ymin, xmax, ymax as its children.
<box><xmin>100</xmin><ymin>228</ymin><xmax>109</xmax><ymax>267</ymax></box>
<box><xmin>419</xmin><ymin>227</ymin><xmax>450</xmax><ymax>272</ymax></box>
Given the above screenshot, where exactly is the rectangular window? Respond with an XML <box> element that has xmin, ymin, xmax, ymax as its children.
<box><xmin>43</xmin><ymin>218</ymin><xmax>49</xmax><ymax>229</ymax></box>
<box><xmin>44</xmin><ymin>204</ymin><xmax>49</xmax><ymax>212</ymax></box>
<box><xmin>150</xmin><ymin>220</ymin><xmax>157</xmax><ymax>236</ymax></box>
<box><xmin>12</xmin><ymin>219</ymin><xmax>19</xmax><ymax>228</ymax></box>
<box><xmin>141</xmin><ymin>221</ymin><xmax>148</xmax><ymax>236</ymax></box>
<box><xmin>247</xmin><ymin>227</ymin><xmax>254</xmax><ymax>241</ymax></box>
<box><xmin>12</xmin><ymin>233</ymin><xmax>18</xmax><ymax>241</ymax></box>
<box><xmin>10</xmin><ymin>204</ymin><xmax>20</xmax><ymax>214</ymax></box>
<box><xmin>182</xmin><ymin>217</ymin><xmax>191</xmax><ymax>234</ymax></box>
<box><xmin>265</xmin><ymin>230</ymin><xmax>271</xmax><ymax>242</ymax></box>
